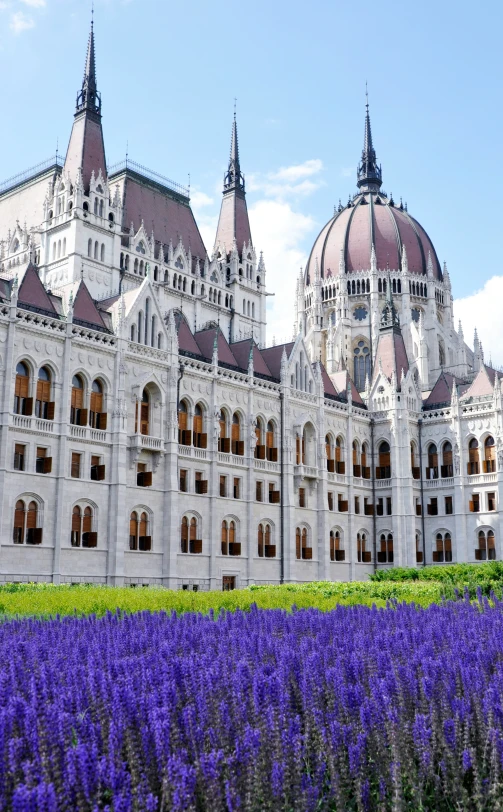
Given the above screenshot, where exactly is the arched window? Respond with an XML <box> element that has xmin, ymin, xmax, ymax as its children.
<box><xmin>484</xmin><ymin>436</ymin><xmax>496</xmax><ymax>473</ymax></box>
<box><xmin>63</xmin><ymin>238</ymin><xmax>66</xmax><ymax>256</ymax></box>
<box><xmin>426</xmin><ymin>443</ymin><xmax>438</xmax><ymax>480</ymax></box>
<box><xmin>136</xmin><ymin>390</ymin><xmax>149</xmax><ymax>436</ymax></box>
<box><xmin>257</xmin><ymin>523</ymin><xmax>274</xmax><ymax>558</ymax></box>
<box><xmin>134</xmin><ymin>258</ymin><xmax>139</xmax><ymax>274</ymax></box>
<box><xmin>330</xmin><ymin>529</ymin><xmax>344</xmax><ymax>561</ymax></box>
<box><xmin>231</xmin><ymin>413</ymin><xmax>243</xmax><ymax>456</ymax></box>
<box><xmin>335</xmin><ymin>437</ymin><xmax>345</xmax><ymax>474</ymax></box>
<box><xmin>52</xmin><ymin>243</ymin><xmax>56</xmax><ymax>261</ymax></box>
<box><xmin>157</xmin><ymin>333</ymin><xmax>163</xmax><ymax>349</ymax></box>
<box><xmin>87</xmin><ymin>238</ymin><xmax>92</xmax><ymax>257</ymax></box>
<box><xmin>361</xmin><ymin>443</ymin><xmax>370</xmax><ymax>479</ymax></box>
<box><xmin>14</xmin><ymin>361</ymin><xmax>31</xmax><ymax>416</ymax></box>
<box><xmin>218</xmin><ymin>410</ymin><xmax>229</xmax><ymax>452</ymax></box>
<box><xmin>254</xmin><ymin>417</ymin><xmax>265</xmax><ymax>459</ymax></box>
<box><xmin>131</xmin><ymin>324</ymin><xmax>136</xmax><ymax>342</ymax></box>
<box><xmin>94</xmin><ymin>198</ymin><xmax>98</xmax><ymax>215</ymax></box>
<box><xmin>325</xmin><ymin>435</ymin><xmax>334</xmax><ymax>472</ymax></box>
<box><xmin>353</xmin><ymin>340</ymin><xmax>371</xmax><ymax>391</ymax></box>
<box><xmin>376</xmin><ymin>441</ymin><xmax>391</xmax><ymax>479</ymax></box>
<box><xmin>193</xmin><ymin>403</ymin><xmax>206</xmax><ymax>448</ymax></box>
<box><xmin>71</xmin><ymin>505</ymin><xmax>97</xmax><ymax>547</ymax></box>
<box><xmin>467</xmin><ymin>439</ymin><xmax>479</xmax><ymax>475</ymax></box>
<box><xmin>357</xmin><ymin>532</ymin><xmax>370</xmax><ymax>563</ymax></box>
<box><xmin>178</xmin><ymin>399</ymin><xmax>190</xmax><ymax>445</ymax></box>
<box><xmin>221</xmin><ymin>520</ymin><xmax>239</xmax><ymax>555</ymax></box>
<box><xmin>13</xmin><ymin>499</ymin><xmax>42</xmax><ymax>545</ymax></box>
<box><xmin>35</xmin><ymin>366</ymin><xmax>53</xmax><ymax>420</ymax></box>
<box><xmin>352</xmin><ymin>441</ymin><xmax>361</xmax><ymax>477</ymax></box>
<box><xmin>138</xmin><ymin>311</ymin><xmax>143</xmax><ymax>342</ymax></box>
<box><xmin>100</xmin><ymin>243</ymin><xmax>105</xmax><ymax>262</ymax></box>
<box><xmin>99</xmin><ymin>199</ymin><xmax>104</xmax><ymax>218</ymax></box>
<box><xmin>433</xmin><ymin>532</ymin><xmax>452</xmax><ymax>563</ymax></box>
<box><xmin>441</xmin><ymin>441</ymin><xmax>453</xmax><ymax>477</ymax></box>
<box><xmin>125</xmin><ymin>255</ymin><xmax>129</xmax><ymax>271</ymax></box>
<box><xmin>410</xmin><ymin>442</ymin><xmax>419</xmax><ymax>479</ymax></box>
<box><xmin>378</xmin><ymin>533</ymin><xmax>394</xmax><ymax>564</ymax></box>
<box><xmin>476</xmin><ymin>529</ymin><xmax>496</xmax><ymax>561</ymax></box>
<box><xmin>296</xmin><ymin>429</ymin><xmax>306</xmax><ymax>465</ymax></box>
<box><xmin>89</xmin><ymin>379</ymin><xmax>106</xmax><ymax>430</ymax></box>
<box><xmin>416</xmin><ymin>533</ymin><xmax>423</xmax><ymax>563</ymax></box>
<box><xmin>266</xmin><ymin>421</ymin><xmax>277</xmax><ymax>461</ymax></box>
<box><xmin>94</xmin><ymin>241</ymin><xmax>99</xmax><ymax>260</ymax></box>
<box><xmin>129</xmin><ymin>511</ymin><xmax>151</xmax><ymax>551</ymax></box>
<box><xmin>296</xmin><ymin>527</ymin><xmax>312</xmax><ymax>560</ymax></box>
<box><xmin>70</xmin><ymin>374</ymin><xmax>85</xmax><ymax>425</ymax></box>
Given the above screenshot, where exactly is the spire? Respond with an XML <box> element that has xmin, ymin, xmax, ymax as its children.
<box><xmin>76</xmin><ymin>18</ymin><xmax>101</xmax><ymax>117</ymax></box>
<box><xmin>357</xmin><ymin>88</ymin><xmax>382</xmax><ymax>192</ymax></box>
<box><xmin>214</xmin><ymin>111</ymin><xmax>252</xmax><ymax>257</ymax></box>
<box><xmin>224</xmin><ymin>112</ymin><xmax>244</xmax><ymax>193</ymax></box>
<box><xmin>380</xmin><ymin>275</ymin><xmax>400</xmax><ymax>331</ymax></box>
<box><xmin>63</xmin><ymin>18</ymin><xmax>106</xmax><ymax>192</ymax></box>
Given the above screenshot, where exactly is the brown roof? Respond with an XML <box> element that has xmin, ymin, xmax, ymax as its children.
<box><xmin>230</xmin><ymin>339</ymin><xmax>273</xmax><ymax>377</ymax></box>
<box><xmin>194</xmin><ymin>327</ymin><xmax>239</xmax><ymax>367</ymax></box>
<box><xmin>330</xmin><ymin>369</ymin><xmax>365</xmax><ymax>406</ymax></box>
<box><xmin>372</xmin><ymin>328</ymin><xmax>409</xmax><ymax>388</ymax></box>
<box><xmin>423</xmin><ymin>371</ymin><xmax>458</xmax><ymax>407</ymax></box>
<box><xmin>461</xmin><ymin>365</ymin><xmax>501</xmax><ymax>399</ymax></box>
<box><xmin>63</xmin><ymin>113</ymin><xmax>107</xmax><ymax>193</ymax></box>
<box><xmin>18</xmin><ymin>263</ymin><xmax>59</xmax><ymax>316</ymax></box>
<box><xmin>73</xmin><ymin>281</ymin><xmax>109</xmax><ymax>331</ymax></box>
<box><xmin>260</xmin><ymin>342</ymin><xmax>295</xmax><ymax>379</ymax></box>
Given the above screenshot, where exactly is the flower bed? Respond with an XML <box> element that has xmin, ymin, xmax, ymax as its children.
<box><xmin>3</xmin><ymin>599</ymin><xmax>503</xmax><ymax>810</ymax></box>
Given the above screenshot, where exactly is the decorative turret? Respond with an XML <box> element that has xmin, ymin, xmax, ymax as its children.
<box><xmin>380</xmin><ymin>275</ymin><xmax>400</xmax><ymax>331</ymax></box>
<box><xmin>63</xmin><ymin>19</ymin><xmax>107</xmax><ymax>193</ymax></box>
<box><xmin>214</xmin><ymin>113</ymin><xmax>252</xmax><ymax>258</ymax></box>
<box><xmin>357</xmin><ymin>92</ymin><xmax>382</xmax><ymax>192</ymax></box>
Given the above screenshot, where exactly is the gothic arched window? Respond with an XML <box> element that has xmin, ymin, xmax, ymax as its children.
<box><xmin>353</xmin><ymin>340</ymin><xmax>371</xmax><ymax>391</ymax></box>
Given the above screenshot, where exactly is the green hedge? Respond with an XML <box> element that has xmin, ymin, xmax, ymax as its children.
<box><xmin>369</xmin><ymin>561</ymin><xmax>503</xmax><ymax>596</ymax></box>
<box><xmin>0</xmin><ymin>580</ymin><xmax>452</xmax><ymax>617</ymax></box>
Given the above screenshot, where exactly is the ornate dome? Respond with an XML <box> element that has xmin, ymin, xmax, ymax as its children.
<box><xmin>305</xmin><ymin>102</ymin><xmax>442</xmax><ymax>285</ymax></box>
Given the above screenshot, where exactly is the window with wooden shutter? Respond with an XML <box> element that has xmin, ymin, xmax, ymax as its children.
<box><xmin>484</xmin><ymin>436</ymin><xmax>496</xmax><ymax>473</ymax></box>
<box><xmin>426</xmin><ymin>444</ymin><xmax>439</xmax><ymax>479</ymax></box>
<box><xmin>256</xmin><ymin>481</ymin><xmax>263</xmax><ymax>502</ymax></box>
<box><xmin>36</xmin><ymin>447</ymin><xmax>52</xmax><ymax>474</ymax></box>
<box><xmin>295</xmin><ymin>527</ymin><xmax>301</xmax><ymax>559</ymax></box>
<box><xmin>140</xmin><ymin>391</ymin><xmax>149</xmax><ymax>436</ymax></box>
<box><xmin>193</xmin><ymin>404</ymin><xmax>205</xmax><ymax>448</ymax></box>
<box><xmin>13</xmin><ymin>500</ymin><xmax>25</xmax><ymax>543</ymax></box>
<box><xmin>180</xmin><ymin>516</ymin><xmax>188</xmax><ymax>553</ymax></box>
<box><xmin>266</xmin><ymin>421</ymin><xmax>277</xmax><ymax>461</ymax></box>
<box><xmin>441</xmin><ymin>442</ymin><xmax>453</xmax><ymax>477</ymax></box>
<box><xmin>488</xmin><ymin>492</ymin><xmax>496</xmax><ymax>511</ymax></box>
<box><xmin>179</xmin><ymin>469</ymin><xmax>188</xmax><ymax>492</ymax></box>
<box><xmin>25</xmin><ymin>501</ymin><xmax>38</xmax><ymax>544</ymax></box>
<box><xmin>82</xmin><ymin>507</ymin><xmax>96</xmax><ymax>547</ymax></box>
<box><xmin>189</xmin><ymin>517</ymin><xmax>201</xmax><ymax>553</ymax></box>
<box><xmin>231</xmin><ymin>413</ymin><xmax>242</xmax><ymax>455</ymax></box>
<box><xmin>90</xmin><ymin>379</ymin><xmax>105</xmax><ymax>429</ymax></box>
<box><xmin>71</xmin><ymin>506</ymin><xmax>81</xmax><ymax>546</ymax></box>
<box><xmin>335</xmin><ymin>438</ymin><xmax>345</xmax><ymax>473</ymax></box>
<box><xmin>178</xmin><ymin>401</ymin><xmax>189</xmax><ymax>445</ymax></box>
<box><xmin>14</xmin><ymin>362</ymin><xmax>30</xmax><ymax>415</ymax></box>
<box><xmin>233</xmin><ymin>478</ymin><xmax>240</xmax><ymax>499</ymax></box>
<box><xmin>219</xmin><ymin>475</ymin><xmax>227</xmax><ymax>497</ymax></box>
<box><xmin>14</xmin><ymin>443</ymin><xmax>25</xmax><ymax>471</ymax></box>
<box><xmin>35</xmin><ymin>367</ymin><xmax>53</xmax><ymax>420</ymax></box>
<box><xmin>139</xmin><ymin>512</ymin><xmax>151</xmax><ymax>551</ymax></box>
<box><xmin>229</xmin><ymin>521</ymin><xmax>239</xmax><ymax>555</ymax></box>
<box><xmin>299</xmin><ymin>487</ymin><xmax>306</xmax><ymax>508</ymax></box>
<box><xmin>377</xmin><ymin>441</ymin><xmax>391</xmax><ymax>478</ymax></box>
<box><xmin>264</xmin><ymin>524</ymin><xmax>275</xmax><ymax>557</ymax></box>
<box><xmin>258</xmin><ymin>523</ymin><xmax>264</xmax><ymax>557</ymax></box>
<box><xmin>221</xmin><ymin>520</ymin><xmax>228</xmax><ymax>555</ymax></box>
<box><xmin>70</xmin><ymin>375</ymin><xmax>84</xmax><ymax>425</ymax></box>
<box><xmin>71</xmin><ymin>453</ymin><xmax>81</xmax><ymax>479</ymax></box>
<box><xmin>328</xmin><ymin>492</ymin><xmax>334</xmax><ymax>511</ymax></box>
<box><xmin>130</xmin><ymin>511</ymin><xmax>139</xmax><ymax>550</ymax></box>
<box><xmin>467</xmin><ymin>439</ymin><xmax>479</xmax><ymax>475</ymax></box>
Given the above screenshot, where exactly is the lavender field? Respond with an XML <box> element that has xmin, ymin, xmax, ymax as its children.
<box><xmin>3</xmin><ymin>599</ymin><xmax>503</xmax><ymax>811</ymax></box>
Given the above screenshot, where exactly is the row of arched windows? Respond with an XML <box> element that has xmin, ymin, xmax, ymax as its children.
<box><xmin>412</xmin><ymin>437</ymin><xmax>496</xmax><ymax>480</ymax></box>
<box><xmin>129</xmin><ymin>298</ymin><xmax>162</xmax><ymax>349</ymax></box>
<box><xmin>51</xmin><ymin>238</ymin><xmax>67</xmax><ymax>261</ymax></box>
<box><xmin>14</xmin><ymin>363</ymin><xmax>106</xmax><ymax>428</ymax></box>
<box><xmin>87</xmin><ymin>239</ymin><xmax>106</xmax><ymax>262</ymax></box>
<box><xmin>242</xmin><ymin>299</ymin><xmax>255</xmax><ymax>319</ymax></box>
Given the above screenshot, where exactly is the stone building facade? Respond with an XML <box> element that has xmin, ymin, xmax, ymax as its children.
<box><xmin>0</xmin><ymin>25</ymin><xmax>499</xmax><ymax>588</ymax></box>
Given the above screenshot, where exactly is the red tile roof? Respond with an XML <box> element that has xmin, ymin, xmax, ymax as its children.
<box><xmin>18</xmin><ymin>263</ymin><xmax>59</xmax><ymax>316</ymax></box>
<box><xmin>73</xmin><ymin>281</ymin><xmax>108</xmax><ymax>331</ymax></box>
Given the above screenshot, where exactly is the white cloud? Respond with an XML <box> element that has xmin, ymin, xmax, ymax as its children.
<box><xmin>249</xmin><ymin>199</ymin><xmax>317</xmax><ymax>344</ymax></box>
<box><xmin>271</xmin><ymin>159</ymin><xmax>323</xmax><ymax>183</ymax></box>
<box><xmin>454</xmin><ymin>275</ymin><xmax>503</xmax><ymax>366</ymax></box>
<box><xmin>10</xmin><ymin>10</ymin><xmax>34</xmax><ymax>31</ymax></box>
<box><xmin>248</xmin><ymin>158</ymin><xmax>324</xmax><ymax>201</ymax></box>
<box><xmin>19</xmin><ymin>0</ymin><xmax>45</xmax><ymax>7</ymax></box>
<box><xmin>190</xmin><ymin>190</ymin><xmax>214</xmax><ymax>211</ymax></box>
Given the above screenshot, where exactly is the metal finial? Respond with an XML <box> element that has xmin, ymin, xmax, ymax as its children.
<box><xmin>365</xmin><ymin>81</ymin><xmax>368</xmax><ymax>111</ymax></box>
<box><xmin>234</xmin><ymin>97</ymin><xmax>237</xmax><ymax>120</ymax></box>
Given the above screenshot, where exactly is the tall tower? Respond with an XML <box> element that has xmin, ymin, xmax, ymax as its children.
<box><xmin>63</xmin><ymin>19</ymin><xmax>107</xmax><ymax>191</ymax></box>
<box><xmin>214</xmin><ymin>113</ymin><xmax>252</xmax><ymax>257</ymax></box>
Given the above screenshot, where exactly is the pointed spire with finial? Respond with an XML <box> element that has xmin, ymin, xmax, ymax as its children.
<box><xmin>380</xmin><ymin>274</ymin><xmax>400</xmax><ymax>330</ymax></box>
<box><xmin>214</xmin><ymin>106</ymin><xmax>252</xmax><ymax>257</ymax></box>
<box><xmin>76</xmin><ymin>13</ymin><xmax>100</xmax><ymax>117</ymax></box>
<box><xmin>63</xmin><ymin>13</ymin><xmax>106</xmax><ymax>191</ymax></box>
<box><xmin>357</xmin><ymin>85</ymin><xmax>382</xmax><ymax>192</ymax></box>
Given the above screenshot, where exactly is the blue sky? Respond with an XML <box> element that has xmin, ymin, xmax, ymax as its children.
<box><xmin>0</xmin><ymin>0</ymin><xmax>501</xmax><ymax>355</ymax></box>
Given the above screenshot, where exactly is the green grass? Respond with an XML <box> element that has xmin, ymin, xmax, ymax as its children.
<box><xmin>1</xmin><ymin>564</ymin><xmax>501</xmax><ymax>617</ymax></box>
<box><xmin>0</xmin><ymin>580</ymin><xmax>451</xmax><ymax>617</ymax></box>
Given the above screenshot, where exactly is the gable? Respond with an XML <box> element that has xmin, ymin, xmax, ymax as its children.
<box><xmin>17</xmin><ymin>263</ymin><xmax>59</xmax><ymax>316</ymax></box>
